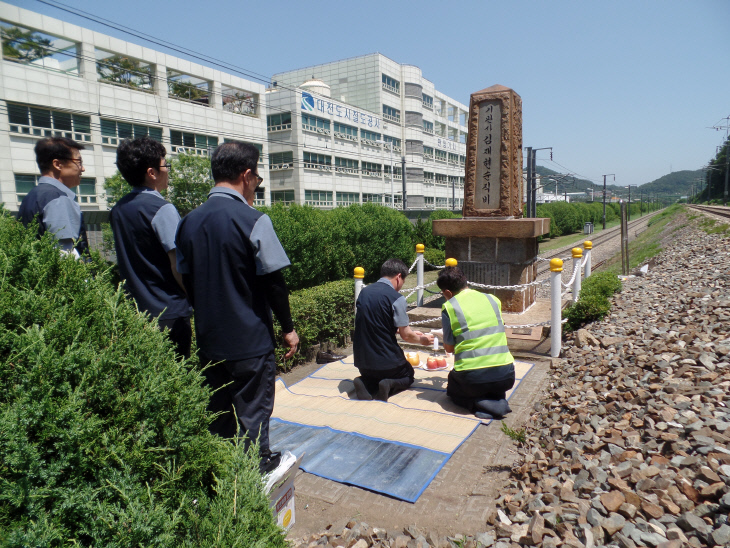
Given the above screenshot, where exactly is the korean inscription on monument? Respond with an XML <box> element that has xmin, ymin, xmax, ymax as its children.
<box><xmin>474</xmin><ymin>100</ymin><xmax>501</xmax><ymax>209</ymax></box>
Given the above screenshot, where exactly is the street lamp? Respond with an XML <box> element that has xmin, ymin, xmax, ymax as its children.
<box><xmin>375</xmin><ymin>139</ymin><xmax>394</xmax><ymax>208</ymax></box>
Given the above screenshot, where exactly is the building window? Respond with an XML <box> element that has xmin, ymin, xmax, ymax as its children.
<box><xmin>459</xmin><ymin>133</ymin><xmax>467</xmax><ymax>144</ymax></box>
<box><xmin>303</xmin><ymin>152</ymin><xmax>331</xmax><ymax>169</ymax></box>
<box><xmin>385</xmin><ymin>194</ymin><xmax>402</xmax><ymax>207</ymax></box>
<box><xmin>384</xmin><ymin>165</ymin><xmax>402</xmax><ymax>180</ymax></box>
<box><xmin>381</xmin><ymin>74</ymin><xmax>400</xmax><ymax>95</ymax></box>
<box><xmin>435</xmin><ymin>173</ymin><xmax>448</xmax><ymax>186</ymax></box>
<box><xmin>100</xmin><ymin>119</ymin><xmax>162</xmax><ymax>146</ymax></box>
<box><xmin>170</xmin><ymin>131</ymin><xmax>218</xmax><ymax>155</ymax></box>
<box><xmin>436</xmin><ymin>197</ymin><xmax>448</xmax><ymax>208</ymax></box>
<box><xmin>335</xmin><ymin>157</ymin><xmax>358</xmax><ymax>174</ymax></box>
<box><xmin>269</xmin><ymin>151</ymin><xmax>293</xmax><ymax>170</ymax></box>
<box><xmin>271</xmin><ymin>190</ymin><xmax>295</xmax><ymax>204</ymax></box>
<box><xmin>459</xmin><ymin>155</ymin><xmax>466</xmax><ymax>167</ymax></box>
<box><xmin>362</xmin><ymin>193</ymin><xmax>382</xmax><ymax>203</ymax></box>
<box><xmin>423</xmin><ymin>146</ymin><xmax>435</xmax><ymax>160</ymax></box>
<box><xmin>7</xmin><ymin>103</ymin><xmax>91</xmax><ymax>142</ymax></box>
<box><xmin>435</xmin><ymin>149</ymin><xmax>447</xmax><ymax>163</ymax></box>
<box><xmin>305</xmin><ymin>190</ymin><xmax>333</xmax><ymax>207</ymax></box>
<box><xmin>423</xmin><ymin>171</ymin><xmax>434</xmax><ymax>185</ymax></box>
<box><xmin>422</xmin><ymin>94</ymin><xmax>434</xmax><ymax>110</ymax></box>
<box><xmin>95</xmin><ymin>49</ymin><xmax>153</xmax><ymax>91</ymax></box>
<box><xmin>1</xmin><ymin>22</ymin><xmax>79</xmax><ymax>75</ymax></box>
<box><xmin>382</xmin><ymin>135</ymin><xmax>401</xmax><ymax>152</ymax></box>
<box><xmin>449</xmin><ymin>176</ymin><xmax>459</xmax><ymax>187</ymax></box>
<box><xmin>360</xmin><ymin>129</ymin><xmax>381</xmax><ymax>146</ymax></box>
<box><xmin>337</xmin><ymin>192</ymin><xmax>359</xmax><ymax>206</ymax></box>
<box><xmin>423</xmin><ymin>120</ymin><xmax>434</xmax><ymax>134</ymax></box>
<box><xmin>167</xmin><ymin>70</ymin><xmax>210</xmax><ymax>105</ymax></box>
<box><xmin>448</xmin><ymin>153</ymin><xmax>459</xmax><ymax>165</ymax></box>
<box><xmin>301</xmin><ymin>113</ymin><xmax>331</xmax><ymax>134</ymax></box>
<box><xmin>254</xmin><ymin>187</ymin><xmax>266</xmax><ymax>206</ymax></box>
<box><xmin>334</xmin><ymin>122</ymin><xmax>358</xmax><ymax>141</ymax></box>
<box><xmin>448</xmin><ymin>105</ymin><xmax>457</xmax><ymax>123</ymax></box>
<box><xmin>424</xmin><ymin>196</ymin><xmax>435</xmax><ymax>208</ymax></box>
<box><xmin>267</xmin><ymin>112</ymin><xmax>292</xmax><ymax>131</ymax></box>
<box><xmin>361</xmin><ymin>162</ymin><xmax>381</xmax><ymax>176</ymax></box>
<box><xmin>15</xmin><ymin>174</ymin><xmax>96</xmax><ymax>204</ymax></box>
<box><xmin>382</xmin><ymin>105</ymin><xmax>401</xmax><ymax>124</ymax></box>
<box><xmin>222</xmin><ymin>84</ymin><xmax>258</xmax><ymax>116</ymax></box>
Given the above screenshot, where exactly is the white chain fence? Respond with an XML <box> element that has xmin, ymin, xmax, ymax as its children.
<box><xmin>423</xmin><ymin>258</ymin><xmax>447</xmax><ymax>270</ymax></box>
<box><xmin>407</xmin><ymin>258</ymin><xmax>418</xmax><ymax>273</ymax></box>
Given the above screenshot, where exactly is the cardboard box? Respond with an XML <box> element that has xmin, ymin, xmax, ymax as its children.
<box><xmin>268</xmin><ymin>454</ymin><xmax>303</xmax><ymax>531</ymax></box>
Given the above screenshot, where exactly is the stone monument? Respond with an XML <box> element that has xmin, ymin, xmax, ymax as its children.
<box><xmin>432</xmin><ymin>85</ymin><xmax>549</xmax><ymax>313</ymax></box>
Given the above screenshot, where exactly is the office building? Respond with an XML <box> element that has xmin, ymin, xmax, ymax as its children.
<box><xmin>268</xmin><ymin>54</ymin><xmax>468</xmax><ymax>209</ymax></box>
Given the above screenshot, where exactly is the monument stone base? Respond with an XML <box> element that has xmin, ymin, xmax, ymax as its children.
<box><xmin>432</xmin><ymin>218</ymin><xmax>550</xmax><ymax>314</ymax></box>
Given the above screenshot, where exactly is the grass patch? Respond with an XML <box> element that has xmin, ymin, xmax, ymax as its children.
<box><xmin>538</xmin><ymin>219</ymin><xmax>622</xmax><ymax>253</ymax></box>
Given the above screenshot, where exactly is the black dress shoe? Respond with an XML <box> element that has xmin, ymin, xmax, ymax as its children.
<box><xmin>316</xmin><ymin>350</ymin><xmax>347</xmax><ymax>364</ymax></box>
<box><xmin>259</xmin><ymin>450</ymin><xmax>282</xmax><ymax>474</ymax></box>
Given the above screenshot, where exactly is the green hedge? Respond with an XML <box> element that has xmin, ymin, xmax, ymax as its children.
<box><xmin>261</xmin><ymin>203</ymin><xmax>416</xmax><ymax>288</ymax></box>
<box><xmin>412</xmin><ymin>210</ymin><xmax>460</xmax><ymax>252</ymax></box>
<box><xmin>273</xmin><ymin>279</ymin><xmax>355</xmax><ymax>370</ymax></box>
<box><xmin>563</xmin><ymin>271</ymin><xmax>622</xmax><ymax>331</ymax></box>
<box><xmin>0</xmin><ymin>213</ymin><xmax>286</xmax><ymax>547</ymax></box>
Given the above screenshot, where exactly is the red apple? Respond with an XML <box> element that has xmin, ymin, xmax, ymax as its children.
<box><xmin>436</xmin><ymin>357</ymin><xmax>447</xmax><ymax>368</ymax></box>
<box><xmin>426</xmin><ymin>357</ymin><xmax>439</xmax><ymax>369</ymax></box>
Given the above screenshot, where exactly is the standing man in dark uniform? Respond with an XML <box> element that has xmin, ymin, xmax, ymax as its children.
<box><xmin>18</xmin><ymin>137</ymin><xmax>89</xmax><ymax>257</ymax></box>
<box><xmin>110</xmin><ymin>136</ymin><xmax>192</xmax><ymax>359</ymax></box>
<box><xmin>175</xmin><ymin>141</ymin><xmax>298</xmax><ymax>473</ymax></box>
<box><xmin>352</xmin><ymin>259</ymin><xmax>434</xmax><ymax>401</ymax></box>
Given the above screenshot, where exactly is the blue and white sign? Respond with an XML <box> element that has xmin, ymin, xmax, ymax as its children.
<box><xmin>301</xmin><ymin>92</ymin><xmax>315</xmax><ymax>112</ymax></box>
<box><xmin>435</xmin><ymin>137</ymin><xmax>460</xmax><ymax>152</ymax></box>
<box><xmin>301</xmin><ymin>91</ymin><xmax>381</xmax><ymax>129</ymax></box>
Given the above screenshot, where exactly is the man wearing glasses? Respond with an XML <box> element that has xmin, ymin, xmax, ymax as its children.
<box><xmin>175</xmin><ymin>141</ymin><xmax>299</xmax><ymax>474</ymax></box>
<box><xmin>19</xmin><ymin>136</ymin><xmax>90</xmax><ymax>257</ymax></box>
<box><xmin>110</xmin><ymin>136</ymin><xmax>192</xmax><ymax>359</ymax></box>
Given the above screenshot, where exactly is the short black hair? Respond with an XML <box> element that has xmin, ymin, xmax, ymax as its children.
<box><xmin>116</xmin><ymin>136</ymin><xmax>167</xmax><ymax>187</ymax></box>
<box><xmin>35</xmin><ymin>137</ymin><xmax>85</xmax><ymax>173</ymax></box>
<box><xmin>380</xmin><ymin>258</ymin><xmax>409</xmax><ymax>279</ymax></box>
<box><xmin>211</xmin><ymin>141</ymin><xmax>259</xmax><ymax>183</ymax></box>
<box><xmin>437</xmin><ymin>266</ymin><xmax>468</xmax><ymax>293</ymax></box>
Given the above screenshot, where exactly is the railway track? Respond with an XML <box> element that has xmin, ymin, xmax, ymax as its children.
<box><xmin>536</xmin><ymin>210</ymin><xmax>661</xmax><ymax>276</ymax></box>
<box><xmin>688</xmin><ymin>204</ymin><xmax>730</xmax><ymax>221</ymax></box>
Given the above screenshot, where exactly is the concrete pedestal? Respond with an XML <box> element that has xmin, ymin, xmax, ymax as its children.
<box><xmin>432</xmin><ymin>218</ymin><xmax>550</xmax><ymax>313</ymax></box>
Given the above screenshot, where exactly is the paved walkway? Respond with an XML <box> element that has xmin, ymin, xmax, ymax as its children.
<box><xmin>279</xmin><ymin>352</ymin><xmax>551</xmax><ymax>538</ymax></box>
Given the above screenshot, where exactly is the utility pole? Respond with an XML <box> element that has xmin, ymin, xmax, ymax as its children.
<box><xmin>401</xmin><ymin>156</ymin><xmax>407</xmax><ymax>211</ymax></box>
<box><xmin>530</xmin><ymin>147</ymin><xmax>552</xmax><ymax>218</ymax></box>
<box><xmin>711</xmin><ymin>115</ymin><xmax>730</xmax><ymax>206</ymax></box>
<box><xmin>525</xmin><ymin>147</ymin><xmax>532</xmax><ymax>217</ymax></box>
<box><xmin>602</xmin><ymin>174</ymin><xmax>615</xmax><ymax>230</ymax></box>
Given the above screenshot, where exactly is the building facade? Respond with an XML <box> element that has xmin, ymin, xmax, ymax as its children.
<box><xmin>268</xmin><ymin>54</ymin><xmax>468</xmax><ymax>209</ymax></box>
<box><xmin>0</xmin><ymin>2</ymin><xmax>268</xmax><ymax>213</ymax></box>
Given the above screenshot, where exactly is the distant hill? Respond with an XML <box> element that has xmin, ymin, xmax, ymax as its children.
<box><xmin>533</xmin><ymin>165</ymin><xmax>703</xmax><ymax>200</ymax></box>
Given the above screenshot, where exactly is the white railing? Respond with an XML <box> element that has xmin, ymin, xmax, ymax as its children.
<box><xmin>270</xmin><ymin>163</ymin><xmax>291</xmax><ymax>171</ymax></box>
<box><xmin>10</xmin><ymin>123</ymin><xmax>92</xmax><ymax>143</ymax></box>
<box><xmin>383</xmin><ymin>114</ymin><xmax>401</xmax><ymax>123</ymax></box>
<box><xmin>335</xmin><ymin>132</ymin><xmax>358</xmax><ymax>142</ymax></box>
<box><xmin>267</xmin><ymin>123</ymin><xmax>292</xmax><ymax>132</ymax></box>
<box><xmin>382</xmin><ymin>82</ymin><xmax>399</xmax><ymax>95</ymax></box>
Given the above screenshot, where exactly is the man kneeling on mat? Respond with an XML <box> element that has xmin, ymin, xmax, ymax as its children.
<box><xmin>438</xmin><ymin>266</ymin><xmax>515</xmax><ymax>420</ymax></box>
<box><xmin>352</xmin><ymin>258</ymin><xmax>434</xmax><ymax>401</ymax></box>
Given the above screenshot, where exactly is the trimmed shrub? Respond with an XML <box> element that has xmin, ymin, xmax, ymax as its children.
<box><xmin>563</xmin><ymin>271</ymin><xmax>622</xmax><ymax>331</ymax></box>
<box><xmin>0</xmin><ymin>212</ymin><xmax>286</xmax><ymax>547</ymax></box>
<box><xmin>424</xmin><ymin>247</ymin><xmax>446</xmax><ymax>268</ymax></box>
<box><xmin>273</xmin><ymin>279</ymin><xmax>355</xmax><ymax>370</ymax></box>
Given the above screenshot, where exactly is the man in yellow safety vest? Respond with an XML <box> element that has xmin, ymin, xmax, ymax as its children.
<box><xmin>438</xmin><ymin>266</ymin><xmax>515</xmax><ymax>420</ymax></box>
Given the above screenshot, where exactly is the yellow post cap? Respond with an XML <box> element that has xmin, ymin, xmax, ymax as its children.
<box><xmin>445</xmin><ymin>258</ymin><xmax>458</xmax><ymax>267</ymax></box>
<box><xmin>550</xmin><ymin>258</ymin><xmax>563</xmax><ymax>272</ymax></box>
<box><xmin>354</xmin><ymin>267</ymin><xmax>365</xmax><ymax>279</ymax></box>
<box><xmin>572</xmin><ymin>247</ymin><xmax>583</xmax><ymax>258</ymax></box>
<box><xmin>416</xmin><ymin>243</ymin><xmax>425</xmax><ymax>253</ymax></box>
<box><xmin>584</xmin><ymin>241</ymin><xmax>593</xmax><ymax>250</ymax></box>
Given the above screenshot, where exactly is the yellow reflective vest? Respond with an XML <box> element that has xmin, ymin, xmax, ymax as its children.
<box><xmin>442</xmin><ymin>288</ymin><xmax>514</xmax><ymax>371</ymax></box>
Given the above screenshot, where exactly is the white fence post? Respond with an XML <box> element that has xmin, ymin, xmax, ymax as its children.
<box><xmin>550</xmin><ymin>258</ymin><xmax>563</xmax><ymax>358</ymax></box>
<box><xmin>354</xmin><ymin>267</ymin><xmax>364</xmax><ymax>312</ymax></box>
<box><xmin>416</xmin><ymin>243</ymin><xmax>424</xmax><ymax>307</ymax></box>
<box><xmin>572</xmin><ymin>247</ymin><xmax>582</xmax><ymax>303</ymax></box>
<box><xmin>583</xmin><ymin>241</ymin><xmax>592</xmax><ymax>279</ymax></box>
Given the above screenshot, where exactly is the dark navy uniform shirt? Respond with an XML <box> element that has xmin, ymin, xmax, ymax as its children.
<box><xmin>175</xmin><ymin>187</ymin><xmax>290</xmax><ymax>361</ymax></box>
<box><xmin>18</xmin><ymin>175</ymin><xmax>89</xmax><ymax>255</ymax></box>
<box><xmin>110</xmin><ymin>187</ymin><xmax>191</xmax><ymax>321</ymax></box>
<box><xmin>353</xmin><ymin>278</ymin><xmax>410</xmax><ymax>371</ymax></box>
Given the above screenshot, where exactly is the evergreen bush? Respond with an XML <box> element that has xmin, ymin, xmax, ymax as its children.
<box><xmin>273</xmin><ymin>279</ymin><xmax>354</xmax><ymax>370</ymax></box>
<box><xmin>424</xmin><ymin>247</ymin><xmax>446</xmax><ymax>268</ymax></box>
<box><xmin>0</xmin><ymin>212</ymin><xmax>286</xmax><ymax>547</ymax></box>
<box><xmin>563</xmin><ymin>271</ymin><xmax>622</xmax><ymax>331</ymax></box>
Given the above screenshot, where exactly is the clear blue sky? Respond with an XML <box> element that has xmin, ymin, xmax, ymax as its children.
<box><xmin>7</xmin><ymin>0</ymin><xmax>730</xmax><ymax>187</ymax></box>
